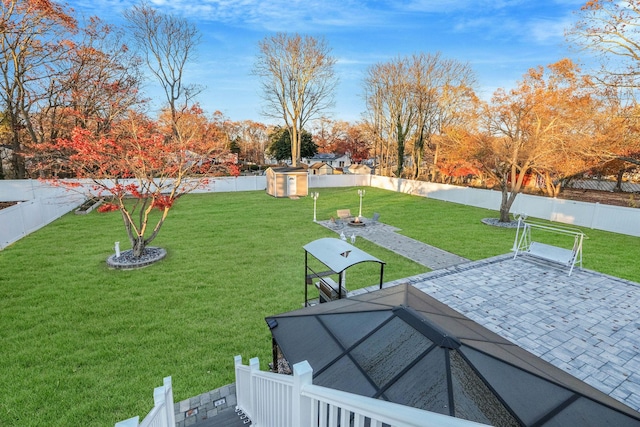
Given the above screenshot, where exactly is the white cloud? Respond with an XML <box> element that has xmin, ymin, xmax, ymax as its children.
<box><xmin>528</xmin><ymin>16</ymin><xmax>573</xmax><ymax>44</ymax></box>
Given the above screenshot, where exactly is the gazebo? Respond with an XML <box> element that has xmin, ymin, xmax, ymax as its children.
<box><xmin>266</xmin><ymin>284</ymin><xmax>640</xmax><ymax>426</ymax></box>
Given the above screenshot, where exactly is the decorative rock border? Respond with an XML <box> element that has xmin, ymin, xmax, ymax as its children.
<box><xmin>106</xmin><ymin>247</ymin><xmax>167</xmax><ymax>269</ymax></box>
<box><xmin>481</xmin><ymin>218</ymin><xmax>520</xmax><ymax>228</ymax></box>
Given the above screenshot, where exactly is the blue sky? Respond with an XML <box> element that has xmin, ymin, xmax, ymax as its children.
<box><xmin>66</xmin><ymin>0</ymin><xmax>587</xmax><ymax>124</ymax></box>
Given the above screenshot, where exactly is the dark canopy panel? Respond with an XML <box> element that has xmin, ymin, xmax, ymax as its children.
<box><xmin>320</xmin><ymin>311</ymin><xmax>393</xmax><ymax>349</ymax></box>
<box><xmin>266</xmin><ymin>284</ymin><xmax>640</xmax><ymax>426</ymax></box>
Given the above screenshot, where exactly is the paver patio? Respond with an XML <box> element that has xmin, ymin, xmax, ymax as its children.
<box><xmin>353</xmin><ymin>253</ymin><xmax>640</xmax><ymax>413</ymax></box>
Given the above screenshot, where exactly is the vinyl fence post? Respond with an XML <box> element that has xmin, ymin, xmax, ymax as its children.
<box><xmin>292</xmin><ymin>361</ymin><xmax>314</xmax><ymax>427</ymax></box>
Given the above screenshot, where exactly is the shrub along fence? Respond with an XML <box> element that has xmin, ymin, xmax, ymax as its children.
<box><xmin>1</xmin><ymin>174</ymin><xmax>638</xmax><ymax>250</ymax></box>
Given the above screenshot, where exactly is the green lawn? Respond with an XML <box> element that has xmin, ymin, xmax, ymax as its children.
<box><xmin>0</xmin><ymin>187</ymin><xmax>637</xmax><ymax>426</ymax></box>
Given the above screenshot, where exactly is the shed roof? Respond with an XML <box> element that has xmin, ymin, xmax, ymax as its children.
<box><xmin>266</xmin><ymin>284</ymin><xmax>640</xmax><ymax>426</ymax></box>
<box><xmin>267</xmin><ymin>166</ymin><xmax>307</xmax><ymax>174</ymax></box>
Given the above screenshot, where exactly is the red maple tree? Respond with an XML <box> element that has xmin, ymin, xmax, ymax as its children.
<box><xmin>44</xmin><ymin>108</ymin><xmax>238</xmax><ymax>258</ymax></box>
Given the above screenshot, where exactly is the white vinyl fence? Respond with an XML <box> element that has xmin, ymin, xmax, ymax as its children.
<box><xmin>0</xmin><ymin>180</ymin><xmax>85</xmax><ymax>249</ymax></box>
<box><xmin>1</xmin><ymin>174</ymin><xmax>639</xmax><ymax>251</ymax></box>
<box><xmin>234</xmin><ymin>356</ymin><xmax>486</xmax><ymax>427</ymax></box>
<box><xmin>370</xmin><ymin>176</ymin><xmax>640</xmax><ymax>237</ymax></box>
<box><xmin>115</xmin><ymin>377</ymin><xmax>175</xmax><ymax>427</ymax></box>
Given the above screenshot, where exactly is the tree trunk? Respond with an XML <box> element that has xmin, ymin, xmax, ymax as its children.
<box><xmin>412</xmin><ymin>148</ymin><xmax>421</xmax><ymax>179</ymax></box>
<box><xmin>543</xmin><ymin>172</ymin><xmax>561</xmax><ymax>197</ymax></box>
<box><xmin>429</xmin><ymin>142</ymin><xmax>440</xmax><ymax>182</ymax></box>
<box><xmin>10</xmin><ymin>121</ymin><xmax>26</xmax><ymax>178</ymax></box>
<box><xmin>498</xmin><ymin>170</ymin><xmax>524</xmax><ymax>223</ymax></box>
<box><xmin>395</xmin><ymin>122</ymin><xmax>405</xmax><ymax>177</ymax></box>
<box><xmin>290</xmin><ymin>126</ymin><xmax>299</xmax><ymax>167</ymax></box>
<box><xmin>499</xmin><ymin>187</ymin><xmax>514</xmax><ymax>222</ymax></box>
<box><xmin>615</xmin><ymin>168</ymin><xmax>624</xmax><ymax>192</ymax></box>
<box><xmin>132</xmin><ymin>236</ymin><xmax>146</xmax><ymax>258</ymax></box>
<box><xmin>121</xmin><ymin>209</ymin><xmax>146</xmax><ymax>258</ymax></box>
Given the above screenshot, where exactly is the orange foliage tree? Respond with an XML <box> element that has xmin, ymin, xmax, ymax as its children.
<box><xmin>0</xmin><ymin>0</ymin><xmax>77</xmax><ymax>178</ymax></box>
<box><xmin>443</xmin><ymin>59</ymin><xmax>608</xmax><ymax>222</ymax></box>
<box><xmin>310</xmin><ymin>118</ymin><xmax>371</xmax><ymax>162</ymax></box>
<box><xmin>568</xmin><ymin>0</ymin><xmax>640</xmax><ymax>165</ymax></box>
<box><xmin>44</xmin><ymin>107</ymin><xmax>238</xmax><ymax>258</ymax></box>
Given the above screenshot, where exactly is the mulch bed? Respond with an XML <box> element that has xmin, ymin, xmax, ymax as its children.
<box><xmin>0</xmin><ymin>202</ymin><xmax>18</xmax><ymax>210</ymax></box>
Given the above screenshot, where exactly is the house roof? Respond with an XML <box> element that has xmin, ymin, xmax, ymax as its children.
<box><xmin>310</xmin><ymin>162</ymin><xmax>333</xmax><ymax>170</ymax></box>
<box><xmin>266</xmin><ymin>284</ymin><xmax>640</xmax><ymax>426</ymax></box>
<box><xmin>308</xmin><ymin>153</ymin><xmax>346</xmax><ymax>161</ymax></box>
<box><xmin>349</xmin><ymin>164</ymin><xmax>371</xmax><ymax>170</ymax></box>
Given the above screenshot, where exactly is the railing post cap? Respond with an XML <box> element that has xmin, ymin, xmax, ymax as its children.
<box><xmin>293</xmin><ymin>360</ymin><xmax>313</xmax><ymax>376</ymax></box>
<box><xmin>153</xmin><ymin>385</ymin><xmax>166</xmax><ymax>405</ymax></box>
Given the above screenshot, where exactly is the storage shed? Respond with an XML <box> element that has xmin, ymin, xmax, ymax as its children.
<box><xmin>265</xmin><ymin>166</ymin><xmax>308</xmax><ymax>198</ymax></box>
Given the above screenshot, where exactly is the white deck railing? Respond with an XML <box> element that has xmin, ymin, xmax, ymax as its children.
<box><xmin>115</xmin><ymin>376</ymin><xmax>175</xmax><ymax>427</ymax></box>
<box><xmin>234</xmin><ymin>355</ymin><xmax>488</xmax><ymax>427</ymax></box>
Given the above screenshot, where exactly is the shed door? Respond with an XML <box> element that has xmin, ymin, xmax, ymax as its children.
<box><xmin>287</xmin><ymin>176</ymin><xmax>297</xmax><ymax>196</ymax></box>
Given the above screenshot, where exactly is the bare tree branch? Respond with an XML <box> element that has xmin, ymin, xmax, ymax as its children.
<box><xmin>253</xmin><ymin>33</ymin><xmax>337</xmax><ymax>166</ymax></box>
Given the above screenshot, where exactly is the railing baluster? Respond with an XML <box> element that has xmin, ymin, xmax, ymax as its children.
<box><xmin>339</xmin><ymin>407</ymin><xmax>349</xmax><ymax>427</ymax></box>
<box><xmin>328</xmin><ymin>403</ymin><xmax>338</xmax><ymax>427</ymax></box>
<box><xmin>319</xmin><ymin>401</ymin><xmax>328</xmax><ymax>427</ymax></box>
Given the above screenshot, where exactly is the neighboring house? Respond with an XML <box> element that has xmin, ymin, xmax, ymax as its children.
<box><xmin>348</xmin><ymin>163</ymin><xmax>372</xmax><ymax>175</ymax></box>
<box><xmin>309</xmin><ymin>162</ymin><xmax>333</xmax><ymax>176</ymax></box>
<box><xmin>301</xmin><ymin>153</ymin><xmax>352</xmax><ymax>169</ymax></box>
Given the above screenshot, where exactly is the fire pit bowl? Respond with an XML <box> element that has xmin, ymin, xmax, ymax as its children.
<box><xmin>348</xmin><ymin>217</ymin><xmax>366</xmax><ymax>227</ymax></box>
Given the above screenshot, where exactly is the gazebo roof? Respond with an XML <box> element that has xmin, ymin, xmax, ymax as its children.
<box><xmin>266</xmin><ymin>284</ymin><xmax>640</xmax><ymax>426</ymax></box>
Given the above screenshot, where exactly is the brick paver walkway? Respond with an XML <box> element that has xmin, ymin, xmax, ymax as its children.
<box><xmin>317</xmin><ymin>218</ymin><xmax>470</xmax><ymax>270</ymax></box>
